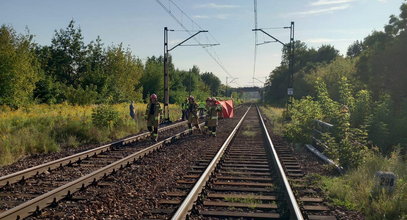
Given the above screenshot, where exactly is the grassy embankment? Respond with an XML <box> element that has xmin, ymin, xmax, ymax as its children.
<box><xmin>0</xmin><ymin>103</ymin><xmax>180</xmax><ymax>166</ymax></box>
<box><xmin>260</xmin><ymin>105</ymin><xmax>285</xmax><ymax>136</ymax></box>
<box><xmin>261</xmin><ymin>105</ymin><xmax>406</xmax><ymax>220</ymax></box>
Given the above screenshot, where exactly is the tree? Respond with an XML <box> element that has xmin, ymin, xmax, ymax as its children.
<box><xmin>201</xmin><ymin>72</ymin><xmax>221</xmax><ymax>96</ymax></box>
<box><xmin>104</xmin><ymin>45</ymin><xmax>143</xmax><ymax>102</ymax></box>
<box><xmin>48</xmin><ymin>20</ymin><xmax>87</xmax><ymax>87</ymax></box>
<box><xmin>0</xmin><ymin>25</ymin><xmax>40</xmax><ymax>108</ymax></box>
<box><xmin>140</xmin><ymin>56</ymin><xmax>164</xmax><ymax>101</ymax></box>
<box><xmin>347</xmin><ymin>40</ymin><xmax>363</xmax><ymax>58</ymax></box>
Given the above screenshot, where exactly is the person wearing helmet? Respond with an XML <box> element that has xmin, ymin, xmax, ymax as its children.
<box><xmin>207</xmin><ymin>97</ymin><xmax>222</xmax><ymax>137</ymax></box>
<box><xmin>203</xmin><ymin>97</ymin><xmax>212</xmax><ymax>133</ymax></box>
<box><xmin>145</xmin><ymin>94</ymin><xmax>162</xmax><ymax>142</ymax></box>
<box><xmin>187</xmin><ymin>95</ymin><xmax>201</xmax><ymax>132</ymax></box>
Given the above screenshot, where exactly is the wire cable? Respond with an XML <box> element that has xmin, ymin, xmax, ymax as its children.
<box><xmin>156</xmin><ymin>0</ymin><xmax>237</xmax><ymax>81</ymax></box>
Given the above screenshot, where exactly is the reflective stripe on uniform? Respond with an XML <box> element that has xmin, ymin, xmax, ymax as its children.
<box><xmin>153</xmin><ymin>133</ymin><xmax>158</xmax><ymax>137</ymax></box>
<box><xmin>211</xmin><ymin>116</ymin><xmax>218</xmax><ymax>120</ymax></box>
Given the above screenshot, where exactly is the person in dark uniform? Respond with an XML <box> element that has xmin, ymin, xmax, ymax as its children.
<box><xmin>207</xmin><ymin>97</ymin><xmax>222</xmax><ymax>136</ymax></box>
<box><xmin>187</xmin><ymin>96</ymin><xmax>201</xmax><ymax>133</ymax></box>
<box><xmin>204</xmin><ymin>97</ymin><xmax>212</xmax><ymax>133</ymax></box>
<box><xmin>145</xmin><ymin>94</ymin><xmax>162</xmax><ymax>142</ymax></box>
<box><xmin>129</xmin><ymin>101</ymin><xmax>136</xmax><ymax>120</ymax></box>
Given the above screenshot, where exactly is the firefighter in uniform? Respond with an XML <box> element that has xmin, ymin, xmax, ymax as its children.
<box><xmin>145</xmin><ymin>94</ymin><xmax>162</xmax><ymax>142</ymax></box>
<box><xmin>187</xmin><ymin>96</ymin><xmax>201</xmax><ymax>132</ymax></box>
<box><xmin>207</xmin><ymin>97</ymin><xmax>222</xmax><ymax>136</ymax></box>
<box><xmin>204</xmin><ymin>97</ymin><xmax>212</xmax><ymax>133</ymax></box>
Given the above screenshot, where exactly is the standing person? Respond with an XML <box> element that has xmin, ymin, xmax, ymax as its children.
<box><xmin>145</xmin><ymin>94</ymin><xmax>162</xmax><ymax>142</ymax></box>
<box><xmin>207</xmin><ymin>97</ymin><xmax>222</xmax><ymax>137</ymax></box>
<box><xmin>129</xmin><ymin>101</ymin><xmax>136</xmax><ymax>120</ymax></box>
<box><xmin>204</xmin><ymin>97</ymin><xmax>212</xmax><ymax>133</ymax></box>
<box><xmin>181</xmin><ymin>98</ymin><xmax>188</xmax><ymax>121</ymax></box>
<box><xmin>187</xmin><ymin>96</ymin><xmax>201</xmax><ymax>133</ymax></box>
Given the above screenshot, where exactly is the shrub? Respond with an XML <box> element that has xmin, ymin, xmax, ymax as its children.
<box><xmin>285</xmin><ymin>96</ymin><xmax>323</xmax><ymax>143</ymax></box>
<box><xmin>91</xmin><ymin>104</ymin><xmax>119</xmax><ymax>129</ymax></box>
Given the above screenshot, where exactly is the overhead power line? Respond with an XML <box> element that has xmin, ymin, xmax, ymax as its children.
<box><xmin>155</xmin><ymin>0</ymin><xmax>238</xmax><ymax>83</ymax></box>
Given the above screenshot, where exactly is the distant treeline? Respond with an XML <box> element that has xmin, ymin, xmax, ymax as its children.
<box><xmin>0</xmin><ymin>20</ymin><xmax>225</xmax><ymax>108</ymax></box>
<box><xmin>266</xmin><ymin>2</ymin><xmax>407</xmax><ymax>155</ymax></box>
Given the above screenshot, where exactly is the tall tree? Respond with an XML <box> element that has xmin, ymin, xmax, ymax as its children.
<box><xmin>49</xmin><ymin>20</ymin><xmax>87</xmax><ymax>87</ymax></box>
<box><xmin>201</xmin><ymin>72</ymin><xmax>221</xmax><ymax>96</ymax></box>
<box><xmin>0</xmin><ymin>25</ymin><xmax>40</xmax><ymax>108</ymax></box>
<box><xmin>104</xmin><ymin>44</ymin><xmax>143</xmax><ymax>102</ymax></box>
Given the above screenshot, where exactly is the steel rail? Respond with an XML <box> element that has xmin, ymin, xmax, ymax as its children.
<box><xmin>0</xmin><ymin>121</ymin><xmax>187</xmax><ymax>188</ymax></box>
<box><xmin>257</xmin><ymin>106</ymin><xmax>304</xmax><ymax>220</ymax></box>
<box><xmin>0</xmin><ymin>122</ymin><xmax>199</xmax><ymax>220</ymax></box>
<box><xmin>171</xmin><ymin>106</ymin><xmax>251</xmax><ymax>220</ymax></box>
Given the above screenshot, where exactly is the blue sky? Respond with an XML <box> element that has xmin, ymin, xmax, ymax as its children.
<box><xmin>0</xmin><ymin>0</ymin><xmax>404</xmax><ymax>87</ymax></box>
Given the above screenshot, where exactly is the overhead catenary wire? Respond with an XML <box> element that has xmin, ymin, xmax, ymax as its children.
<box><xmin>165</xmin><ymin>0</ymin><xmax>236</xmax><ymax>81</ymax></box>
<box><xmin>155</xmin><ymin>0</ymin><xmax>239</xmax><ymax>85</ymax></box>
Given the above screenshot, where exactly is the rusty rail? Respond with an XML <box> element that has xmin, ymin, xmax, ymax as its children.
<box><xmin>0</xmin><ymin>121</ymin><xmax>187</xmax><ymax>188</ymax></box>
<box><xmin>0</xmin><ymin>121</ymin><xmax>197</xmax><ymax>220</ymax></box>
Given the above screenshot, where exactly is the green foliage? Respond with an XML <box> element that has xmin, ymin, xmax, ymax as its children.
<box><xmin>264</xmin><ymin>42</ymin><xmax>340</xmax><ymax>104</ymax></box>
<box><xmin>347</xmin><ymin>40</ymin><xmax>364</xmax><ymax>58</ymax></box>
<box><xmin>351</xmin><ymin>90</ymin><xmax>372</xmax><ymax>128</ymax></box>
<box><xmin>338</xmin><ymin>77</ymin><xmax>355</xmax><ymax>110</ymax></box>
<box><xmin>91</xmin><ymin>105</ymin><xmax>120</xmax><ymax>129</ymax></box>
<box><xmin>140</xmin><ymin>56</ymin><xmax>164</xmax><ymax>101</ymax></box>
<box><xmin>104</xmin><ymin>45</ymin><xmax>143</xmax><ymax>103</ymax></box>
<box><xmin>0</xmin><ymin>103</ymin><xmax>182</xmax><ymax>166</ymax></box>
<box><xmin>260</xmin><ymin>106</ymin><xmax>285</xmax><ymax>136</ymax></box>
<box><xmin>65</xmin><ymin>85</ymin><xmax>99</xmax><ymax>105</ymax></box>
<box><xmin>49</xmin><ymin>20</ymin><xmax>86</xmax><ymax>87</ymax></box>
<box><xmin>285</xmin><ymin>96</ymin><xmax>323</xmax><ymax>143</ymax></box>
<box><xmin>320</xmin><ymin>151</ymin><xmax>407</xmax><ymax>219</ymax></box>
<box><xmin>314</xmin><ymin>79</ymin><xmax>339</xmax><ymax>122</ymax></box>
<box><xmin>366</xmin><ymin>95</ymin><xmax>392</xmax><ymax>153</ymax></box>
<box><xmin>201</xmin><ymin>72</ymin><xmax>221</xmax><ymax>96</ymax></box>
<box><xmin>0</xmin><ymin>25</ymin><xmax>40</xmax><ymax>108</ymax></box>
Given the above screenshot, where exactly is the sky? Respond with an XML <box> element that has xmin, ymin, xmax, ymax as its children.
<box><xmin>0</xmin><ymin>0</ymin><xmax>405</xmax><ymax>87</ymax></box>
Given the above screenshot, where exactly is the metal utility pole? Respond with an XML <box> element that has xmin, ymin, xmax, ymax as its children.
<box><xmin>163</xmin><ymin>27</ymin><xmax>218</xmax><ymax>122</ymax></box>
<box><xmin>252</xmin><ymin>21</ymin><xmax>295</xmax><ymax>106</ymax></box>
<box><xmin>287</xmin><ymin>21</ymin><xmax>295</xmax><ymax>103</ymax></box>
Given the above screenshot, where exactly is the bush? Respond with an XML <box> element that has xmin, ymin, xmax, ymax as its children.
<box><xmin>91</xmin><ymin>104</ymin><xmax>119</xmax><ymax>129</ymax></box>
<box><xmin>285</xmin><ymin>96</ymin><xmax>323</xmax><ymax>143</ymax></box>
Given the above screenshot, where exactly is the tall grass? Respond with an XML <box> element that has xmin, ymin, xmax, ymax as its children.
<box><xmin>260</xmin><ymin>106</ymin><xmax>285</xmax><ymax>136</ymax></box>
<box><xmin>0</xmin><ymin>103</ymin><xmax>180</xmax><ymax>166</ymax></box>
<box><xmin>320</xmin><ymin>151</ymin><xmax>406</xmax><ymax>220</ymax></box>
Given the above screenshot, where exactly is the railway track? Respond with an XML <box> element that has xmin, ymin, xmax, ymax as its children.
<box><xmin>0</xmin><ymin>120</ymin><xmax>191</xmax><ymax>219</ymax></box>
<box><xmin>144</xmin><ymin>106</ymin><xmax>335</xmax><ymax>219</ymax></box>
<box><xmin>1</xmin><ymin>105</ymin><xmax>336</xmax><ymax>219</ymax></box>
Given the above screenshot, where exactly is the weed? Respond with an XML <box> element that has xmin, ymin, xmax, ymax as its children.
<box><xmin>0</xmin><ymin>103</ymin><xmax>181</xmax><ymax>166</ymax></box>
<box><xmin>320</xmin><ymin>151</ymin><xmax>407</xmax><ymax>219</ymax></box>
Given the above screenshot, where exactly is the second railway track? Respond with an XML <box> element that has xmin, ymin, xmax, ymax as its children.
<box><xmin>0</xmin><ymin>120</ymin><xmax>190</xmax><ymax>219</ymax></box>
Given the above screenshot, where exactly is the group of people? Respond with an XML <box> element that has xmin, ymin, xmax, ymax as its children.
<box><xmin>182</xmin><ymin>96</ymin><xmax>222</xmax><ymax>136</ymax></box>
<box><xmin>130</xmin><ymin>94</ymin><xmax>222</xmax><ymax>142</ymax></box>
